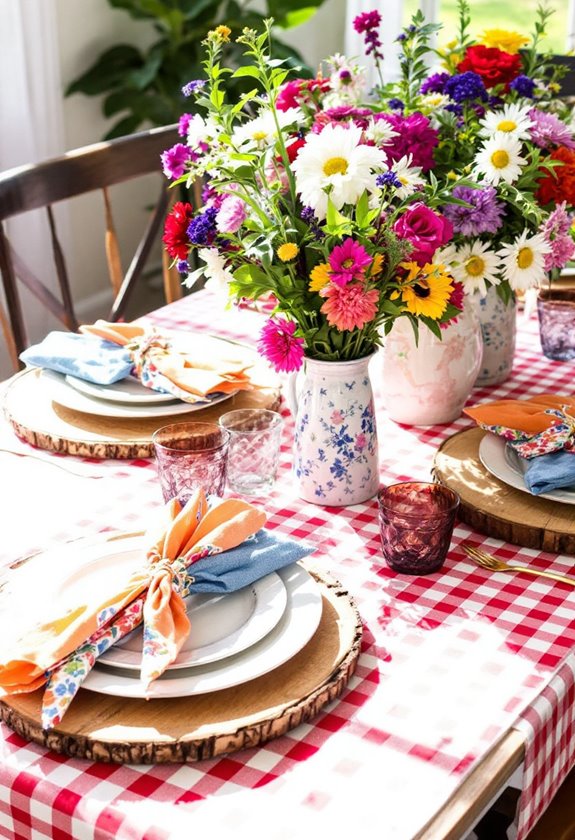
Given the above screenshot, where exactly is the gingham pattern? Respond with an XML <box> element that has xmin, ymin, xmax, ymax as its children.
<box><xmin>1</xmin><ymin>295</ymin><xmax>574</xmax><ymax>840</ymax></box>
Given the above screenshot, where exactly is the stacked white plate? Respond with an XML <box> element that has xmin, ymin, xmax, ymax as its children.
<box><xmin>479</xmin><ymin>433</ymin><xmax>575</xmax><ymax>505</ymax></box>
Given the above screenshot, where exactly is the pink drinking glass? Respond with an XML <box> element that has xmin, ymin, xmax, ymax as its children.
<box><xmin>152</xmin><ymin>422</ymin><xmax>230</xmax><ymax>504</ymax></box>
<box><xmin>378</xmin><ymin>482</ymin><xmax>460</xmax><ymax>575</ymax></box>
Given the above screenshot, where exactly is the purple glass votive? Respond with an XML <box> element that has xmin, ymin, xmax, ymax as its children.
<box><xmin>152</xmin><ymin>422</ymin><xmax>230</xmax><ymax>504</ymax></box>
<box><xmin>378</xmin><ymin>482</ymin><xmax>460</xmax><ymax>575</ymax></box>
<box><xmin>537</xmin><ymin>290</ymin><xmax>575</xmax><ymax>362</ymax></box>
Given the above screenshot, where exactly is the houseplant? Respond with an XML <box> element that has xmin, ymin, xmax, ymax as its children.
<box><xmin>65</xmin><ymin>0</ymin><xmax>327</xmax><ymax>139</ymax></box>
<box><xmin>161</xmin><ymin>21</ymin><xmax>466</xmax><ymax>504</ymax></box>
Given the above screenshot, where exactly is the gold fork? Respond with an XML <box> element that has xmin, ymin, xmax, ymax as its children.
<box><xmin>462</xmin><ymin>543</ymin><xmax>575</xmax><ymax>587</ymax></box>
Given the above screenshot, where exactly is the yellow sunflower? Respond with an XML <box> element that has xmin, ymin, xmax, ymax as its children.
<box><xmin>368</xmin><ymin>253</ymin><xmax>385</xmax><ymax>278</ymax></box>
<box><xmin>399</xmin><ymin>262</ymin><xmax>453</xmax><ymax>320</ymax></box>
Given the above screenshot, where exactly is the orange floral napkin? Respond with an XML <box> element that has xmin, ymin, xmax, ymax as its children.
<box><xmin>0</xmin><ymin>489</ymin><xmax>266</xmax><ymax>700</ymax></box>
<box><xmin>464</xmin><ymin>395</ymin><xmax>575</xmax><ymax>436</ymax></box>
<box><xmin>80</xmin><ymin>320</ymin><xmax>256</xmax><ymax>400</ymax></box>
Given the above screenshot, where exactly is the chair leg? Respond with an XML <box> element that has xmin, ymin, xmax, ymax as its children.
<box><xmin>0</xmin><ymin>225</ymin><xmax>27</xmax><ymax>359</ymax></box>
<box><xmin>162</xmin><ymin>249</ymin><xmax>183</xmax><ymax>304</ymax></box>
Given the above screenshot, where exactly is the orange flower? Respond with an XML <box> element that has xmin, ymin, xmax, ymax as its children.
<box><xmin>537</xmin><ymin>147</ymin><xmax>575</xmax><ymax>206</ymax></box>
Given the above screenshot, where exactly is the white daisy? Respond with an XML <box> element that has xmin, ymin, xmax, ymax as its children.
<box><xmin>389</xmin><ymin>154</ymin><xmax>425</xmax><ymax>199</ymax></box>
<box><xmin>364</xmin><ymin>116</ymin><xmax>399</xmax><ymax>147</ymax></box>
<box><xmin>420</xmin><ymin>92</ymin><xmax>450</xmax><ymax>114</ymax></box>
<box><xmin>232</xmin><ymin>107</ymin><xmax>303</xmax><ymax>151</ymax></box>
<box><xmin>450</xmin><ymin>241</ymin><xmax>501</xmax><ymax>297</ymax></box>
<box><xmin>497</xmin><ymin>231</ymin><xmax>551</xmax><ymax>291</ymax></box>
<box><xmin>479</xmin><ymin>103</ymin><xmax>533</xmax><ymax>140</ymax></box>
<box><xmin>193</xmin><ymin>247</ymin><xmax>234</xmax><ymax>296</ymax></box>
<box><xmin>186</xmin><ymin>113</ymin><xmax>221</xmax><ymax>151</ymax></box>
<box><xmin>473</xmin><ymin>132</ymin><xmax>527</xmax><ymax>185</ymax></box>
<box><xmin>291</xmin><ymin>122</ymin><xmax>386</xmax><ymax>219</ymax></box>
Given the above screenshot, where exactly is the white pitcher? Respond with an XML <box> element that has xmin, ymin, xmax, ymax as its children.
<box><xmin>287</xmin><ymin>355</ymin><xmax>379</xmax><ymax>506</ymax></box>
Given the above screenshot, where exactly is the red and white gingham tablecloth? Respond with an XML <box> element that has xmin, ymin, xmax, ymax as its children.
<box><xmin>1</xmin><ymin>291</ymin><xmax>574</xmax><ymax>840</ymax></box>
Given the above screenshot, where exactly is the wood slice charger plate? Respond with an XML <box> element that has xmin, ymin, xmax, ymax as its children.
<box><xmin>433</xmin><ymin>427</ymin><xmax>575</xmax><ymax>555</ymax></box>
<box><xmin>0</xmin><ymin>567</ymin><xmax>362</xmax><ymax>764</ymax></box>
<box><xmin>3</xmin><ymin>363</ymin><xmax>281</xmax><ymax>460</ymax></box>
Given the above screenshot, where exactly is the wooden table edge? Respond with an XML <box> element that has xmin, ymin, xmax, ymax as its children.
<box><xmin>414</xmin><ymin>728</ymin><xmax>525</xmax><ymax>840</ymax></box>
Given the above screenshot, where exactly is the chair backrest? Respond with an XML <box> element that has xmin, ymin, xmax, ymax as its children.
<box><xmin>0</xmin><ymin>124</ymin><xmax>185</xmax><ymax>371</ymax></box>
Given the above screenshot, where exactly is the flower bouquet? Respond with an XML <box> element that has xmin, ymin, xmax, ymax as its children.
<box><xmin>161</xmin><ymin>22</ymin><xmax>466</xmax><ymax>377</ymax></box>
<box><xmin>160</xmin><ymin>21</ymin><xmax>477</xmax><ymax>503</ymax></box>
<box><xmin>362</xmin><ymin>1</ymin><xmax>575</xmax><ymax>382</ymax></box>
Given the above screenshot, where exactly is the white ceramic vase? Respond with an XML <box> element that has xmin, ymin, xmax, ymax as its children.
<box><xmin>380</xmin><ymin>300</ymin><xmax>483</xmax><ymax>426</ymax></box>
<box><xmin>288</xmin><ymin>355</ymin><xmax>379</xmax><ymax>506</ymax></box>
<box><xmin>475</xmin><ymin>287</ymin><xmax>517</xmax><ymax>386</ymax></box>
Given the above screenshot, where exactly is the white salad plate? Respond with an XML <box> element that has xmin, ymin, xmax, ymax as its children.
<box><xmin>98</xmin><ymin>570</ymin><xmax>287</xmax><ymax>670</ymax></box>
<box><xmin>85</xmin><ymin>563</ymin><xmax>323</xmax><ymax>699</ymax></box>
<box><xmin>40</xmin><ymin>369</ymin><xmax>233</xmax><ymax>418</ymax></box>
<box><xmin>479</xmin><ymin>433</ymin><xmax>575</xmax><ymax>505</ymax></box>
<box><xmin>65</xmin><ymin>374</ymin><xmax>179</xmax><ymax>405</ymax></box>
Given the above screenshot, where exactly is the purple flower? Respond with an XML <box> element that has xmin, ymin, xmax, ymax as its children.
<box><xmin>301</xmin><ymin>206</ymin><xmax>324</xmax><ymax>239</ymax></box>
<box><xmin>176</xmin><ymin>259</ymin><xmax>189</xmax><ymax>274</ymax></box>
<box><xmin>186</xmin><ymin>206</ymin><xmax>218</xmax><ymax>245</ymax></box>
<box><xmin>380</xmin><ymin>111</ymin><xmax>438</xmax><ymax>172</ymax></box>
<box><xmin>444</xmin><ymin>71</ymin><xmax>488</xmax><ymax>103</ymax></box>
<box><xmin>510</xmin><ymin>75</ymin><xmax>536</xmax><ymax>98</ymax></box>
<box><xmin>160</xmin><ymin>143</ymin><xmax>193</xmax><ymax>179</ymax></box>
<box><xmin>420</xmin><ymin>73</ymin><xmax>450</xmax><ymax>95</ymax></box>
<box><xmin>178</xmin><ymin>113</ymin><xmax>193</xmax><ymax>137</ymax></box>
<box><xmin>442</xmin><ymin>186</ymin><xmax>505</xmax><ymax>236</ymax></box>
<box><xmin>388</xmin><ymin>98</ymin><xmax>404</xmax><ymax>111</ymax></box>
<box><xmin>376</xmin><ymin>171</ymin><xmax>403</xmax><ymax>189</ymax></box>
<box><xmin>182</xmin><ymin>79</ymin><xmax>206</xmax><ymax>97</ymax></box>
<box><xmin>528</xmin><ymin>108</ymin><xmax>575</xmax><ymax>150</ymax></box>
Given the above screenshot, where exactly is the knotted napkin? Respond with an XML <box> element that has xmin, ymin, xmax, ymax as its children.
<box><xmin>464</xmin><ymin>395</ymin><xmax>575</xmax><ymax>458</ymax></box>
<box><xmin>465</xmin><ymin>395</ymin><xmax>575</xmax><ymax>495</ymax></box>
<box><xmin>0</xmin><ymin>489</ymin><xmax>319</xmax><ymax>728</ymax></box>
<box><xmin>20</xmin><ymin>321</ymin><xmax>257</xmax><ymax>402</ymax></box>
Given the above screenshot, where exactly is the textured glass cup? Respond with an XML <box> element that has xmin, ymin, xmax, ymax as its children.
<box><xmin>537</xmin><ymin>290</ymin><xmax>575</xmax><ymax>361</ymax></box>
<box><xmin>152</xmin><ymin>422</ymin><xmax>229</xmax><ymax>504</ymax></box>
<box><xmin>378</xmin><ymin>482</ymin><xmax>460</xmax><ymax>575</ymax></box>
<box><xmin>219</xmin><ymin>409</ymin><xmax>283</xmax><ymax>496</ymax></box>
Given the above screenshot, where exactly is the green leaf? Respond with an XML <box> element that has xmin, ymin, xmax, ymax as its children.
<box><xmin>355</xmin><ymin>190</ymin><xmax>370</xmax><ymax>228</ymax></box>
<box><xmin>233</xmin><ymin>65</ymin><xmax>262</xmax><ymax>79</ymax></box>
<box><xmin>267</xmin><ymin>0</ymin><xmax>325</xmax><ymax>29</ymax></box>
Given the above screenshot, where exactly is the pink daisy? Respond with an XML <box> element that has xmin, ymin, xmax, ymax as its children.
<box><xmin>328</xmin><ymin>238</ymin><xmax>372</xmax><ymax>287</ymax></box>
<box><xmin>321</xmin><ymin>282</ymin><xmax>379</xmax><ymax>331</ymax></box>
<box><xmin>257</xmin><ymin>317</ymin><xmax>305</xmax><ymax>373</ymax></box>
<box><xmin>528</xmin><ymin>109</ymin><xmax>575</xmax><ymax>150</ymax></box>
<box><xmin>541</xmin><ymin>202</ymin><xmax>575</xmax><ymax>271</ymax></box>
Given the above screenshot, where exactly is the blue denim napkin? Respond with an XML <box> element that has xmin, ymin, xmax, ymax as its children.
<box><xmin>184</xmin><ymin>528</ymin><xmax>314</xmax><ymax>593</ymax></box>
<box><xmin>20</xmin><ymin>331</ymin><xmax>133</xmax><ymax>384</ymax></box>
<box><xmin>524</xmin><ymin>450</ymin><xmax>575</xmax><ymax>495</ymax></box>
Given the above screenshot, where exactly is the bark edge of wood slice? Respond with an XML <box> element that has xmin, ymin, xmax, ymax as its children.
<box><xmin>433</xmin><ymin>427</ymin><xmax>575</xmax><ymax>555</ymax></box>
<box><xmin>0</xmin><ymin>568</ymin><xmax>362</xmax><ymax>764</ymax></box>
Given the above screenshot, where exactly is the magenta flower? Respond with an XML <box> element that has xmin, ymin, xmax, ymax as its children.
<box><xmin>328</xmin><ymin>238</ymin><xmax>372</xmax><ymax>287</ymax></box>
<box><xmin>178</xmin><ymin>113</ymin><xmax>193</xmax><ymax>137</ymax></box>
<box><xmin>353</xmin><ymin>10</ymin><xmax>381</xmax><ymax>33</ymax></box>
<box><xmin>257</xmin><ymin>317</ymin><xmax>305</xmax><ymax>373</ymax></box>
<box><xmin>393</xmin><ymin>203</ymin><xmax>453</xmax><ymax>265</ymax></box>
<box><xmin>321</xmin><ymin>282</ymin><xmax>379</xmax><ymax>331</ymax></box>
<box><xmin>216</xmin><ymin>195</ymin><xmax>248</xmax><ymax>234</ymax></box>
<box><xmin>379</xmin><ymin>112</ymin><xmax>439</xmax><ymax>172</ymax></box>
<box><xmin>161</xmin><ymin>143</ymin><xmax>193</xmax><ymax>179</ymax></box>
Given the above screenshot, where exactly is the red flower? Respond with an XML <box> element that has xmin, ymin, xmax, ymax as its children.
<box><xmin>457</xmin><ymin>45</ymin><xmax>522</xmax><ymax>89</ymax></box>
<box><xmin>537</xmin><ymin>146</ymin><xmax>575</xmax><ymax>206</ymax></box>
<box><xmin>162</xmin><ymin>202</ymin><xmax>193</xmax><ymax>260</ymax></box>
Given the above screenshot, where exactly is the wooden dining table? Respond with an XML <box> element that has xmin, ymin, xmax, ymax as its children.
<box><xmin>1</xmin><ymin>289</ymin><xmax>574</xmax><ymax>840</ymax></box>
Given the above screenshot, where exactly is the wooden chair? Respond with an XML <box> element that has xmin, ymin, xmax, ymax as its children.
<box><xmin>0</xmin><ymin>124</ymin><xmax>196</xmax><ymax>372</ymax></box>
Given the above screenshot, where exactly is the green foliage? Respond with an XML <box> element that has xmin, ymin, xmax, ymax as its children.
<box><xmin>65</xmin><ymin>0</ymin><xmax>326</xmax><ymax>140</ymax></box>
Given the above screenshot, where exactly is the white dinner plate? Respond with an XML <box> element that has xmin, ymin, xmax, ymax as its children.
<box><xmin>479</xmin><ymin>433</ymin><xmax>575</xmax><ymax>505</ymax></box>
<box><xmin>40</xmin><ymin>369</ymin><xmax>234</xmax><ymax>418</ymax></box>
<box><xmin>98</xmin><ymin>570</ymin><xmax>287</xmax><ymax>670</ymax></box>
<box><xmin>65</xmin><ymin>374</ymin><xmax>179</xmax><ymax>405</ymax></box>
<box><xmin>85</xmin><ymin>563</ymin><xmax>323</xmax><ymax>699</ymax></box>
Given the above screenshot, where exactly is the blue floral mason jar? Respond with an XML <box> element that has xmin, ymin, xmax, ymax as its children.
<box><xmin>289</xmin><ymin>354</ymin><xmax>379</xmax><ymax>506</ymax></box>
<box><xmin>475</xmin><ymin>287</ymin><xmax>517</xmax><ymax>387</ymax></box>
